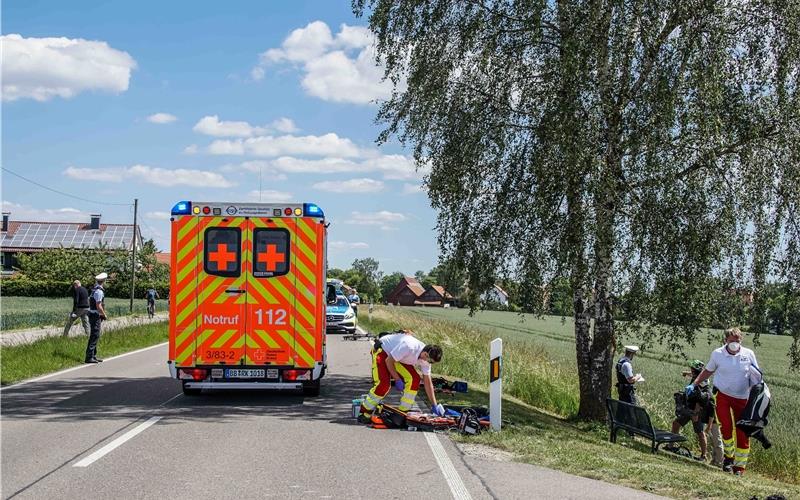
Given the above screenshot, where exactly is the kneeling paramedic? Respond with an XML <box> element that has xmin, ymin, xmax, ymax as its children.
<box><xmin>359</xmin><ymin>332</ymin><xmax>444</xmax><ymax>423</ymax></box>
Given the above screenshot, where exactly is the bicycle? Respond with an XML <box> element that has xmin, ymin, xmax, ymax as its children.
<box><xmin>147</xmin><ymin>300</ymin><xmax>155</xmax><ymax>318</ymax></box>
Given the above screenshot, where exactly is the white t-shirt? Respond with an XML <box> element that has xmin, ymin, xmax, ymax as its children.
<box><xmin>706</xmin><ymin>345</ymin><xmax>759</xmax><ymax>399</ymax></box>
<box><xmin>379</xmin><ymin>334</ymin><xmax>431</xmax><ymax>375</ymax></box>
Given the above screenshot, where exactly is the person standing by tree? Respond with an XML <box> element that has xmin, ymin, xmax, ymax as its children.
<box><xmin>85</xmin><ymin>272</ymin><xmax>108</xmax><ymax>364</ymax></box>
<box><xmin>615</xmin><ymin>346</ymin><xmax>643</xmax><ymax>404</ymax></box>
<box><xmin>63</xmin><ymin>279</ymin><xmax>90</xmax><ymax>337</ymax></box>
<box><xmin>688</xmin><ymin>328</ymin><xmax>761</xmax><ymax>475</ymax></box>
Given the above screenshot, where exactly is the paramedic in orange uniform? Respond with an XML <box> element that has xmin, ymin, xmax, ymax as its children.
<box><xmin>358</xmin><ymin>332</ymin><xmax>443</xmax><ymax>423</ymax></box>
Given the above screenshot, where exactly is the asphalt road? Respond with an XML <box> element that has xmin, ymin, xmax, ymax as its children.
<box><xmin>1</xmin><ymin>334</ymin><xmax>662</xmax><ymax>499</ymax></box>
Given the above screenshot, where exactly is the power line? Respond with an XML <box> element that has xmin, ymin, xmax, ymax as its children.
<box><xmin>1</xmin><ymin>166</ymin><xmax>131</xmax><ymax>207</ymax></box>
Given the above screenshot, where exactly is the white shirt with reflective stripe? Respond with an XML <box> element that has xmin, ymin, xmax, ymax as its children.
<box><xmin>706</xmin><ymin>346</ymin><xmax>759</xmax><ymax>399</ymax></box>
<box><xmin>379</xmin><ymin>334</ymin><xmax>431</xmax><ymax>375</ymax></box>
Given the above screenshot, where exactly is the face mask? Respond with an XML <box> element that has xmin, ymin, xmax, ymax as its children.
<box><xmin>727</xmin><ymin>341</ymin><xmax>741</xmax><ymax>353</ymax></box>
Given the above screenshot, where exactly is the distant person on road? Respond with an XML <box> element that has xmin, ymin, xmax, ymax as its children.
<box><xmin>63</xmin><ymin>279</ymin><xmax>90</xmax><ymax>337</ymax></box>
<box><xmin>347</xmin><ymin>288</ymin><xmax>360</xmax><ymax>317</ymax></box>
<box><xmin>358</xmin><ymin>332</ymin><xmax>444</xmax><ymax>424</ymax></box>
<box><xmin>688</xmin><ymin>327</ymin><xmax>761</xmax><ymax>475</ymax></box>
<box><xmin>85</xmin><ymin>272</ymin><xmax>108</xmax><ymax>364</ymax></box>
<box><xmin>615</xmin><ymin>345</ymin><xmax>644</xmax><ymax>404</ymax></box>
<box><xmin>145</xmin><ymin>287</ymin><xmax>159</xmax><ymax>313</ymax></box>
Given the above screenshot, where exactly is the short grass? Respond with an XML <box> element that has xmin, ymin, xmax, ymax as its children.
<box><xmin>435</xmin><ymin>386</ymin><xmax>799</xmax><ymax>500</ymax></box>
<box><xmin>361</xmin><ymin>307</ymin><xmax>799</xmax><ymax>494</ymax></box>
<box><xmin>0</xmin><ymin>296</ymin><xmax>169</xmax><ymax>331</ymax></box>
<box><xmin>0</xmin><ymin>322</ymin><xmax>167</xmax><ymax>385</ymax></box>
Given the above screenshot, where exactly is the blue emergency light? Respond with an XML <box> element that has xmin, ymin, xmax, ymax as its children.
<box><xmin>171</xmin><ymin>201</ymin><xmax>192</xmax><ymax>215</ymax></box>
<box><xmin>303</xmin><ymin>203</ymin><xmax>324</xmax><ymax>217</ymax></box>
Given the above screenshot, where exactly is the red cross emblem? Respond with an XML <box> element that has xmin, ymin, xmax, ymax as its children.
<box><xmin>208</xmin><ymin>243</ymin><xmax>236</xmax><ymax>270</ymax></box>
<box><xmin>258</xmin><ymin>244</ymin><xmax>285</xmax><ymax>272</ymax></box>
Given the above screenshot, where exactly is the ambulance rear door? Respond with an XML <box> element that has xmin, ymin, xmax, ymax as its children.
<box><xmin>195</xmin><ymin>216</ymin><xmax>248</xmax><ymax>366</ymax></box>
<box><xmin>244</xmin><ymin>218</ymin><xmax>298</xmax><ymax>367</ymax></box>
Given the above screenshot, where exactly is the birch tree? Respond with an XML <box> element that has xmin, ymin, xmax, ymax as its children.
<box><xmin>355</xmin><ymin>0</ymin><xmax>800</xmax><ymax>419</ymax></box>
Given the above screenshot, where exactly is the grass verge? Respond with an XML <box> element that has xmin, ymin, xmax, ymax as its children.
<box><xmin>1</xmin><ymin>296</ymin><xmax>169</xmax><ymax>332</ymax></box>
<box><xmin>361</xmin><ymin>309</ymin><xmax>800</xmax><ymax>499</ymax></box>
<box><xmin>0</xmin><ymin>322</ymin><xmax>167</xmax><ymax>385</ymax></box>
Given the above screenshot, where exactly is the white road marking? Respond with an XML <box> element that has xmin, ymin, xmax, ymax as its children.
<box><xmin>1</xmin><ymin>342</ymin><xmax>168</xmax><ymax>391</ymax></box>
<box><xmin>424</xmin><ymin>432</ymin><xmax>473</xmax><ymax>500</ymax></box>
<box><xmin>73</xmin><ymin>416</ymin><xmax>162</xmax><ymax>467</ymax></box>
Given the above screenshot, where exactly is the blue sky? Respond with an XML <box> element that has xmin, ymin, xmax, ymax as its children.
<box><xmin>2</xmin><ymin>0</ymin><xmax>438</xmax><ymax>274</ymax></box>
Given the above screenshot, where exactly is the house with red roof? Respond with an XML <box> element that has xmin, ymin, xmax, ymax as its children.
<box><xmin>1</xmin><ymin>212</ymin><xmax>142</xmax><ymax>273</ymax></box>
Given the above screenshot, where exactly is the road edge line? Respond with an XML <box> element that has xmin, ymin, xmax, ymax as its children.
<box><xmin>424</xmin><ymin>432</ymin><xmax>473</xmax><ymax>500</ymax></box>
<box><xmin>73</xmin><ymin>416</ymin><xmax>162</xmax><ymax>467</ymax></box>
<box><xmin>0</xmin><ymin>342</ymin><xmax>168</xmax><ymax>391</ymax></box>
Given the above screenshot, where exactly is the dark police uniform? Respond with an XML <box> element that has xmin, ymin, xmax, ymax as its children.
<box><xmin>615</xmin><ymin>355</ymin><xmax>637</xmax><ymax>404</ymax></box>
<box><xmin>86</xmin><ymin>283</ymin><xmax>105</xmax><ymax>362</ymax></box>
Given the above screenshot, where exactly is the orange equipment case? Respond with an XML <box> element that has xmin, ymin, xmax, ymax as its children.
<box><xmin>167</xmin><ymin>201</ymin><xmax>327</xmax><ymax>396</ymax></box>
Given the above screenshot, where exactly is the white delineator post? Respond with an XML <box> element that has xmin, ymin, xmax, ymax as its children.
<box><xmin>489</xmin><ymin>338</ymin><xmax>502</xmax><ymax>431</ymax></box>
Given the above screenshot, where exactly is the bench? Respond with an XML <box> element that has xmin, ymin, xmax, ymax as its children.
<box><xmin>606</xmin><ymin>398</ymin><xmax>687</xmax><ymax>453</ymax></box>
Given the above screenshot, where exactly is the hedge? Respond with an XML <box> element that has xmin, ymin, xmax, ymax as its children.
<box><xmin>1</xmin><ymin>278</ymin><xmax>170</xmax><ymax>299</ymax></box>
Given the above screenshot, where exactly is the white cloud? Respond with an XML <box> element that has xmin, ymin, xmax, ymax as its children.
<box><xmin>1</xmin><ymin>201</ymin><xmax>89</xmax><ymax>222</ymax></box>
<box><xmin>246</xmin><ymin>189</ymin><xmax>294</xmax><ymax>202</ymax></box>
<box><xmin>329</xmin><ymin>241</ymin><xmax>369</xmax><ymax>250</ymax></box>
<box><xmin>261</xmin><ymin>21</ymin><xmax>333</xmax><ymax>64</ymax></box>
<box><xmin>194</xmin><ymin>115</ymin><xmax>265</xmax><ymax>138</ymax></box>
<box><xmin>208</xmin><ymin>133</ymin><xmax>362</xmax><ymax>158</ymax></box>
<box><xmin>193</xmin><ymin>115</ymin><xmax>300</xmax><ymax>138</ymax></box>
<box><xmin>227</xmin><ymin>154</ymin><xmax>423</xmax><ymax>181</ymax></box>
<box><xmin>312</xmin><ymin>178</ymin><xmax>384</xmax><ymax>193</ymax></box>
<box><xmin>402</xmin><ymin>183</ymin><xmax>425</xmax><ymax>195</ymax></box>
<box><xmin>145</xmin><ymin>211</ymin><xmax>171</xmax><ymax>219</ymax></box>
<box><xmin>183</xmin><ymin>144</ymin><xmax>199</xmax><ymax>155</ymax></box>
<box><xmin>251</xmin><ymin>21</ymin><xmax>396</xmax><ymax>105</ymax></box>
<box><xmin>146</xmin><ymin>112</ymin><xmax>177</xmax><ymax>124</ymax></box>
<box><xmin>250</xmin><ymin>66</ymin><xmax>265</xmax><ymax>81</ymax></box>
<box><xmin>63</xmin><ymin>165</ymin><xmax>236</xmax><ymax>188</ymax></box>
<box><xmin>271</xmin><ymin>117</ymin><xmax>299</xmax><ymax>133</ymax></box>
<box><xmin>345</xmin><ymin>210</ymin><xmax>407</xmax><ymax>230</ymax></box>
<box><xmin>1</xmin><ymin>34</ymin><xmax>136</xmax><ymax>102</ymax></box>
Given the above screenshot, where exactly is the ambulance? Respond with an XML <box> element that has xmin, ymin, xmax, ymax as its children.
<box><xmin>167</xmin><ymin>201</ymin><xmax>328</xmax><ymax>396</ymax></box>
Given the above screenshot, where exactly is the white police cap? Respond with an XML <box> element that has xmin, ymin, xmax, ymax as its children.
<box><xmin>624</xmin><ymin>345</ymin><xmax>640</xmax><ymax>353</ymax></box>
<box><xmin>95</xmin><ymin>272</ymin><xmax>108</xmax><ymax>281</ymax></box>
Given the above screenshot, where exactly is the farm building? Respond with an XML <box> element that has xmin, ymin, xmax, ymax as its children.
<box><xmin>416</xmin><ymin>284</ymin><xmax>455</xmax><ymax>307</ymax></box>
<box><xmin>387</xmin><ymin>276</ymin><xmax>455</xmax><ymax>307</ymax></box>
<box><xmin>481</xmin><ymin>284</ymin><xmax>509</xmax><ymax>306</ymax></box>
<box><xmin>0</xmin><ymin>213</ymin><xmax>142</xmax><ymax>273</ymax></box>
<box><xmin>386</xmin><ymin>276</ymin><xmax>426</xmax><ymax>305</ymax></box>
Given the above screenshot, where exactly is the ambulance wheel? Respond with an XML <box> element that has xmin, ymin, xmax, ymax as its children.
<box><xmin>303</xmin><ymin>380</ymin><xmax>321</xmax><ymax>397</ymax></box>
<box><xmin>182</xmin><ymin>382</ymin><xmax>201</xmax><ymax>396</ymax></box>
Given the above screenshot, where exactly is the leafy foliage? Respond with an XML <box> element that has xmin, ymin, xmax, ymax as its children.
<box><xmin>355</xmin><ymin>0</ymin><xmax>800</xmax><ymax>418</ymax></box>
<box><xmin>11</xmin><ymin>238</ymin><xmax>170</xmax><ymax>298</ymax></box>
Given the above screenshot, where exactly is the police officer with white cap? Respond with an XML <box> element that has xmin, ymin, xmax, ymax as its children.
<box><xmin>85</xmin><ymin>272</ymin><xmax>108</xmax><ymax>363</ymax></box>
<box><xmin>616</xmin><ymin>345</ymin><xmax>644</xmax><ymax>404</ymax></box>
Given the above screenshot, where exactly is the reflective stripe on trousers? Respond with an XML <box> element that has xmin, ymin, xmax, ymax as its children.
<box><xmin>359</xmin><ymin>347</ymin><xmax>421</xmax><ymax>415</ymax></box>
<box><xmin>714</xmin><ymin>389</ymin><xmax>750</xmax><ymax>472</ymax></box>
<box><xmin>394</xmin><ymin>362</ymin><xmax>421</xmax><ymax>411</ymax></box>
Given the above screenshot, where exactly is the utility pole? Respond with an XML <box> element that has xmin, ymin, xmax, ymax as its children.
<box><xmin>129</xmin><ymin>198</ymin><xmax>138</xmax><ymax>313</ymax></box>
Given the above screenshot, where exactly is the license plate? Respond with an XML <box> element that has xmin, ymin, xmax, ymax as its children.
<box><xmin>225</xmin><ymin>369</ymin><xmax>265</xmax><ymax>379</ymax></box>
<box><xmin>266</xmin><ymin>369</ymin><xmax>278</xmax><ymax>379</ymax></box>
